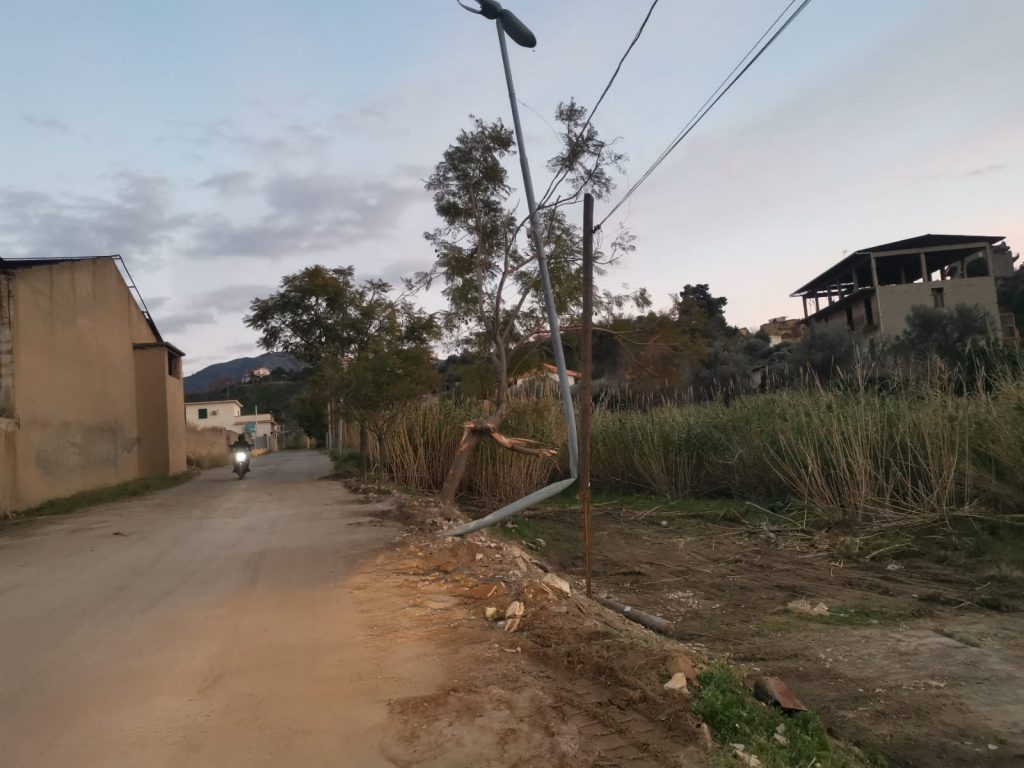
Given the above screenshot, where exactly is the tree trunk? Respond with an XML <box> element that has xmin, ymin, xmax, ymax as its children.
<box><xmin>439</xmin><ymin>426</ymin><xmax>485</xmax><ymax>514</ymax></box>
<box><xmin>439</xmin><ymin>391</ymin><xmax>511</xmax><ymax>514</ymax></box>
<box><xmin>359</xmin><ymin>422</ymin><xmax>369</xmax><ymax>479</ymax></box>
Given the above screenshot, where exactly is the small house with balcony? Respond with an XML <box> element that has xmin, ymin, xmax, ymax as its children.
<box><xmin>791</xmin><ymin>234</ymin><xmax>1018</xmax><ymax>341</ymax></box>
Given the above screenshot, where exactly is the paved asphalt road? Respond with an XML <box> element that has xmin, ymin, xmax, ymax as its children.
<box><xmin>0</xmin><ymin>451</ymin><xmax>419</xmax><ymax>767</ymax></box>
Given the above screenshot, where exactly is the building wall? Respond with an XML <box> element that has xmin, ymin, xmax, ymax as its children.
<box><xmin>165</xmin><ymin>368</ymin><xmax>187</xmax><ymax>474</ymax></box>
<box><xmin>133</xmin><ymin>346</ymin><xmax>187</xmax><ymax>477</ymax></box>
<box><xmin>876</xmin><ymin>277</ymin><xmax>999</xmax><ymax>336</ymax></box>
<box><xmin>0</xmin><ymin>258</ymin><xmax>185</xmax><ymax>514</ymax></box>
<box><xmin>234</xmin><ymin>417</ymin><xmax>278</xmax><ymax>451</ymax></box>
<box><xmin>185</xmin><ymin>402</ymin><xmax>242</xmax><ymax>430</ymax></box>
<box><xmin>0</xmin><ymin>275</ymin><xmax>15</xmax><ymax>511</ymax></box>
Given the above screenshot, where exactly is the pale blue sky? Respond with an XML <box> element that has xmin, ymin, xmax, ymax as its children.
<box><xmin>2</xmin><ymin>0</ymin><xmax>1022</xmax><ymax>372</ymax></box>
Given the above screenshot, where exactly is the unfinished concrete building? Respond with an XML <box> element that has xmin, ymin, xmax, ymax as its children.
<box><xmin>791</xmin><ymin>234</ymin><xmax>1018</xmax><ymax>341</ymax></box>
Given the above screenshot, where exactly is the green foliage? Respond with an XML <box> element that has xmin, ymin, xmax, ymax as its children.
<box><xmin>328</xmin><ymin>449</ymin><xmax>362</xmax><ymax>477</ymax></box>
<box><xmin>693</xmin><ymin>662</ymin><xmax>880</xmax><ymax>768</ymax></box>
<box><xmin>7</xmin><ymin>471</ymin><xmax>197</xmax><ymax>524</ymax></box>
<box><xmin>187</xmin><ymin>379</ymin><xmax>307</xmax><ymax>426</ymax></box>
<box><xmin>417</xmin><ymin>102</ymin><xmax>638</xmax><ymax>410</ymax></box>
<box><xmin>895</xmin><ymin>304</ymin><xmax>993</xmax><ymax>363</ymax></box>
<box><xmin>245</xmin><ymin>265</ymin><xmax>440</xmax><ymax>459</ymax></box>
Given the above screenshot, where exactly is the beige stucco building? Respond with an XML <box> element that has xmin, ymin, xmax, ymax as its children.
<box><xmin>792</xmin><ymin>234</ymin><xmax>1018</xmax><ymax>341</ymax></box>
<box><xmin>185</xmin><ymin>401</ymin><xmax>279</xmax><ymax>451</ymax></box>
<box><xmin>0</xmin><ymin>255</ymin><xmax>186</xmax><ymax>515</ymax></box>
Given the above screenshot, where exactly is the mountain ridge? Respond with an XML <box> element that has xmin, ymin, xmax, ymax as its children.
<box><xmin>184</xmin><ymin>352</ymin><xmax>304</xmax><ymax>395</ymax></box>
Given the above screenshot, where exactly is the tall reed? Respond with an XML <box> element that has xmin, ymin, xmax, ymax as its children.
<box><xmin>370</xmin><ymin>366</ymin><xmax>1024</xmax><ymax>529</ymax></box>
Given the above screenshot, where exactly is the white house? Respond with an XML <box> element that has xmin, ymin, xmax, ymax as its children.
<box><xmin>185</xmin><ymin>400</ymin><xmax>243</xmax><ymax>430</ymax></box>
<box><xmin>511</xmin><ymin>363</ymin><xmax>580</xmax><ymax>389</ymax></box>
<box><xmin>241</xmin><ymin>367</ymin><xmax>272</xmax><ymax>384</ymax></box>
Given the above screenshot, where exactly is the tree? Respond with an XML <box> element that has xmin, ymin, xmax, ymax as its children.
<box><xmin>416</xmin><ymin>102</ymin><xmax>644</xmax><ymax>511</ymax></box>
<box><xmin>246</xmin><ymin>266</ymin><xmax>438</xmax><ymax>471</ymax></box>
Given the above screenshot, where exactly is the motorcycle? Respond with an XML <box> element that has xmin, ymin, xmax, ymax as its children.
<box><xmin>232</xmin><ymin>447</ymin><xmax>250</xmax><ymax>479</ymax></box>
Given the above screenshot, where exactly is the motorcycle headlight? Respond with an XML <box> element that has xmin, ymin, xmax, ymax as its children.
<box><xmin>234</xmin><ymin>452</ymin><xmax>247</xmax><ymax>462</ymax></box>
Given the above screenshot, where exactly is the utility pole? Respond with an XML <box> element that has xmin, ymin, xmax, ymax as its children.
<box><xmin>446</xmin><ymin>0</ymin><xmax>581</xmax><ymax>538</ymax></box>
<box><xmin>580</xmin><ymin>193</ymin><xmax>595</xmax><ymax>597</ymax></box>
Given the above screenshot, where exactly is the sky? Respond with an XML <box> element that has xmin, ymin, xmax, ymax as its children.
<box><xmin>2</xmin><ymin>0</ymin><xmax>1022</xmax><ymax>374</ymax></box>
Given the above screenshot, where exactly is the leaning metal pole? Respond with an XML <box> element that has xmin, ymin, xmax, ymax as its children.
<box><xmin>445</xmin><ymin>16</ymin><xmax>579</xmax><ymax>537</ymax></box>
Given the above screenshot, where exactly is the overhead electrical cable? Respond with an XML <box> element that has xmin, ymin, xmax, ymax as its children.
<box><xmin>597</xmin><ymin>0</ymin><xmax>815</xmax><ymax>229</ymax></box>
<box><xmin>538</xmin><ymin>0</ymin><xmax>661</xmax><ymax>207</ymax></box>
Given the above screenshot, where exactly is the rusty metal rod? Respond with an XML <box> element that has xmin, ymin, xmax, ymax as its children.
<box><xmin>596</xmin><ymin>596</ymin><xmax>674</xmax><ymax>635</ymax></box>
<box><xmin>580</xmin><ymin>193</ymin><xmax>594</xmax><ymax>597</ymax></box>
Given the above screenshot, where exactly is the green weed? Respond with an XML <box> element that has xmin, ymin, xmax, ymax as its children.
<box><xmin>5</xmin><ymin>471</ymin><xmax>198</xmax><ymax>525</ymax></box>
<box><xmin>693</xmin><ymin>662</ymin><xmax>884</xmax><ymax>768</ymax></box>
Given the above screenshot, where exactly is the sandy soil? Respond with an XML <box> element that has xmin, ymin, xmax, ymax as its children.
<box><xmin>524</xmin><ymin>505</ymin><xmax>1024</xmax><ymax>767</ymax></box>
<box><xmin>0</xmin><ymin>453</ymin><xmax>709</xmax><ymax>767</ymax></box>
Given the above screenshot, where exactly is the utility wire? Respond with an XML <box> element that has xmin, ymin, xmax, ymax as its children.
<box><xmin>538</xmin><ymin>0</ymin><xmax>660</xmax><ymax>207</ymax></box>
<box><xmin>597</xmin><ymin>0</ymin><xmax>814</xmax><ymax>229</ymax></box>
<box><xmin>582</xmin><ymin>0</ymin><xmax>660</xmax><ymax>139</ymax></box>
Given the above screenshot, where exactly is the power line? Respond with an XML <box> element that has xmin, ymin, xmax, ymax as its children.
<box><xmin>597</xmin><ymin>0</ymin><xmax>814</xmax><ymax>229</ymax></box>
<box><xmin>539</xmin><ymin>0</ymin><xmax>660</xmax><ymax>207</ymax></box>
<box><xmin>583</xmin><ymin>0</ymin><xmax>660</xmax><ymax>137</ymax></box>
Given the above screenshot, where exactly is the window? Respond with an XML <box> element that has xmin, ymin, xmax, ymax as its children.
<box><xmin>864</xmin><ymin>298</ymin><xmax>874</xmax><ymax>326</ymax></box>
<box><xmin>931</xmin><ymin>287</ymin><xmax>945</xmax><ymax>308</ymax></box>
<box><xmin>167</xmin><ymin>352</ymin><xmax>181</xmax><ymax>379</ymax></box>
<box><xmin>198</xmin><ymin>408</ymin><xmax>208</xmax><ymax>420</ymax></box>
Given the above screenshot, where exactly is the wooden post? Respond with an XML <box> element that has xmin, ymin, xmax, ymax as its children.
<box><xmin>580</xmin><ymin>193</ymin><xmax>595</xmax><ymax>598</ymax></box>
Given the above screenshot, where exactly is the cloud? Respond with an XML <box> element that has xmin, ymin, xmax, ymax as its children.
<box><xmin>187</xmin><ymin>284</ymin><xmax>275</xmax><ymax>313</ymax></box>
<box><xmin>157</xmin><ymin>309</ymin><xmax>217</xmax><ymax>334</ymax></box>
<box><xmin>0</xmin><ymin>173</ymin><xmax>190</xmax><ymax>261</ymax></box>
<box><xmin>188</xmin><ymin>173</ymin><xmax>427</xmax><ymax>259</ymax></box>
<box><xmin>150</xmin><ymin>283</ymin><xmax>276</xmax><ymax>336</ymax></box>
<box><xmin>22</xmin><ymin>114</ymin><xmax>69</xmax><ymax>133</ymax></box>
<box><xmin>224</xmin><ymin>342</ymin><xmax>261</xmax><ymax>355</ymax></box>
<box><xmin>966</xmin><ymin>163</ymin><xmax>1007</xmax><ymax>178</ymax></box>
<box><xmin>200</xmin><ymin>171</ymin><xmax>255</xmax><ymax>196</ymax></box>
<box><xmin>167</xmin><ymin>119</ymin><xmax>331</xmax><ymax>161</ymax></box>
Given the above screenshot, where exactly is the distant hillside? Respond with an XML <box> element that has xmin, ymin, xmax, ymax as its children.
<box><xmin>184</xmin><ymin>352</ymin><xmax>304</xmax><ymax>395</ymax></box>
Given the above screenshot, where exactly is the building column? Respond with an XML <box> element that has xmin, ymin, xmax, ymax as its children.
<box><xmin>852</xmin><ymin>270</ymin><xmax>860</xmax><ymax>290</ymax></box>
<box><xmin>802</xmin><ymin>297</ymin><xmax>809</xmax><ymax>319</ymax></box>
<box><xmin>920</xmin><ymin>252</ymin><xmax>930</xmax><ymax>282</ymax></box>
<box><xmin>869</xmin><ymin>254</ymin><xmax>879</xmax><ymax>287</ymax></box>
<box><xmin>985</xmin><ymin>243</ymin><xmax>995</xmax><ymax>277</ymax></box>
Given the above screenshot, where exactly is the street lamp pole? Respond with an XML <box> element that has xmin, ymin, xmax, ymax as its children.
<box><xmin>492</xmin><ymin>18</ymin><xmax>579</xmax><ymax>480</ymax></box>
<box><xmin>446</xmin><ymin>0</ymin><xmax>579</xmax><ymax>537</ymax></box>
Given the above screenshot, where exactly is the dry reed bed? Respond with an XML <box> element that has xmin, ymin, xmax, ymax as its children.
<box><xmin>369</xmin><ymin>376</ymin><xmax>1024</xmax><ymax>529</ymax></box>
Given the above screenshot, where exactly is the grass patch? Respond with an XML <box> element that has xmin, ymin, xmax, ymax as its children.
<box><xmin>693</xmin><ymin>662</ymin><xmax>884</xmax><ymax>768</ymax></box>
<box><xmin>764</xmin><ymin>607</ymin><xmax>893</xmax><ymax>633</ymax></box>
<box><xmin>494</xmin><ymin>516</ymin><xmax>545</xmax><ymax>543</ymax></box>
<box><xmin>544</xmin><ymin>489</ymin><xmax>752</xmax><ymax>521</ymax></box>
<box><xmin>5</xmin><ymin>471</ymin><xmax>198</xmax><ymax>525</ymax></box>
<box><xmin>328</xmin><ymin>448</ymin><xmax>362</xmax><ymax>477</ymax></box>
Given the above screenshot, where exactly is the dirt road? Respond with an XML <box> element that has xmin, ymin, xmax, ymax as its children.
<box><xmin>0</xmin><ymin>452</ymin><xmax>442</xmax><ymax>767</ymax></box>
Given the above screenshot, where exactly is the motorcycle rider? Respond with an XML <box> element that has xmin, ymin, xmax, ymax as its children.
<box><xmin>229</xmin><ymin>433</ymin><xmax>252</xmax><ymax>471</ymax></box>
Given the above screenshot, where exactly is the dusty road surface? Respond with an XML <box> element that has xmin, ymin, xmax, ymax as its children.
<box><xmin>0</xmin><ymin>452</ymin><xmax>444</xmax><ymax>768</ymax></box>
